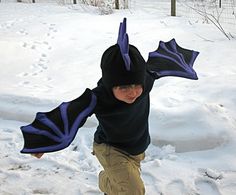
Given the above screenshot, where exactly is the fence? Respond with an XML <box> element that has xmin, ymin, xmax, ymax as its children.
<box><xmin>1</xmin><ymin>0</ymin><xmax>235</xmax><ymax>37</ymax></box>
<box><xmin>176</xmin><ymin>0</ymin><xmax>236</xmax><ymax>37</ymax></box>
<box><xmin>131</xmin><ymin>0</ymin><xmax>236</xmax><ymax>38</ymax></box>
<box><xmin>129</xmin><ymin>0</ymin><xmax>236</xmax><ymax>38</ymax></box>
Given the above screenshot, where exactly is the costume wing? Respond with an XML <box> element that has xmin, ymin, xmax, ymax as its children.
<box><xmin>147</xmin><ymin>38</ymin><xmax>199</xmax><ymax>80</ymax></box>
<box><xmin>20</xmin><ymin>88</ymin><xmax>97</xmax><ymax>154</ymax></box>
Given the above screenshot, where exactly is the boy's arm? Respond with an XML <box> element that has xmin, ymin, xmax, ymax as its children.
<box><xmin>20</xmin><ymin>88</ymin><xmax>97</xmax><ymax>154</ymax></box>
<box><xmin>146</xmin><ymin>38</ymin><xmax>199</xmax><ymax>80</ymax></box>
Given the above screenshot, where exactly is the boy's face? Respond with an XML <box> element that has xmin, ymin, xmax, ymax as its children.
<box><xmin>112</xmin><ymin>84</ymin><xmax>143</xmax><ymax>104</ymax></box>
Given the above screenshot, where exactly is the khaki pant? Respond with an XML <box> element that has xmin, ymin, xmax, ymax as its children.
<box><xmin>93</xmin><ymin>142</ymin><xmax>145</xmax><ymax>195</ymax></box>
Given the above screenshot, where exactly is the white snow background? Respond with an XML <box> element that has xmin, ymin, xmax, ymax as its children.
<box><xmin>0</xmin><ymin>1</ymin><xmax>236</xmax><ymax>195</ymax></box>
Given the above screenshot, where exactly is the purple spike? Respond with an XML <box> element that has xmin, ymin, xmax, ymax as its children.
<box><xmin>117</xmin><ymin>18</ymin><xmax>131</xmax><ymax>71</ymax></box>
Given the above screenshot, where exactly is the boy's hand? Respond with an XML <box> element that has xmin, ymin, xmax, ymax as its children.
<box><xmin>31</xmin><ymin>153</ymin><xmax>44</xmax><ymax>159</ymax></box>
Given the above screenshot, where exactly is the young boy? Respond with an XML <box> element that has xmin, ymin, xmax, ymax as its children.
<box><xmin>20</xmin><ymin>18</ymin><xmax>199</xmax><ymax>195</ymax></box>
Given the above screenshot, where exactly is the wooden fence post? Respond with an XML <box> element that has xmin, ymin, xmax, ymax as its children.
<box><xmin>171</xmin><ymin>0</ymin><xmax>176</xmax><ymax>16</ymax></box>
<box><xmin>115</xmin><ymin>0</ymin><xmax>119</xmax><ymax>9</ymax></box>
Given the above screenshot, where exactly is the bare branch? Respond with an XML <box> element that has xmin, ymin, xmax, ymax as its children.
<box><xmin>183</xmin><ymin>2</ymin><xmax>231</xmax><ymax>40</ymax></box>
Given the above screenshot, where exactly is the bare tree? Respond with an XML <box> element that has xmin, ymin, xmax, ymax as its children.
<box><xmin>115</xmin><ymin>0</ymin><xmax>129</xmax><ymax>9</ymax></box>
<box><xmin>77</xmin><ymin>0</ymin><xmax>128</xmax><ymax>11</ymax></box>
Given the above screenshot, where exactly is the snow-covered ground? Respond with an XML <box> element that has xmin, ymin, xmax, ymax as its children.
<box><xmin>0</xmin><ymin>1</ymin><xmax>236</xmax><ymax>195</ymax></box>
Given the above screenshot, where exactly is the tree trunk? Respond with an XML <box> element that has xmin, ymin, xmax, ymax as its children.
<box><xmin>115</xmin><ymin>0</ymin><xmax>119</xmax><ymax>9</ymax></box>
<box><xmin>73</xmin><ymin>0</ymin><xmax>77</xmax><ymax>4</ymax></box>
<box><xmin>32</xmin><ymin>0</ymin><xmax>35</xmax><ymax>3</ymax></box>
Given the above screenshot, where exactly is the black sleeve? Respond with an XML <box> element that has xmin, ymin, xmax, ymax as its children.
<box><xmin>20</xmin><ymin>88</ymin><xmax>97</xmax><ymax>154</ymax></box>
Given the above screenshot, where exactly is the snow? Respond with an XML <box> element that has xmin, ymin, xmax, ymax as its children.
<box><xmin>0</xmin><ymin>1</ymin><xmax>236</xmax><ymax>195</ymax></box>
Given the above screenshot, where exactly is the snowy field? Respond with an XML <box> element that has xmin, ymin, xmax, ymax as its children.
<box><xmin>0</xmin><ymin>1</ymin><xmax>236</xmax><ymax>195</ymax></box>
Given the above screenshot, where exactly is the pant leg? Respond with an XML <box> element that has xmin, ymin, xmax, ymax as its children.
<box><xmin>93</xmin><ymin>142</ymin><xmax>145</xmax><ymax>195</ymax></box>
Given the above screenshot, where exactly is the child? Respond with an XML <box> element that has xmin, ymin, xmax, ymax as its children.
<box><xmin>20</xmin><ymin>18</ymin><xmax>199</xmax><ymax>195</ymax></box>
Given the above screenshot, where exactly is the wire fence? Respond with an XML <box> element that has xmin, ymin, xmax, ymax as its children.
<box><xmin>131</xmin><ymin>0</ymin><xmax>236</xmax><ymax>38</ymax></box>
<box><xmin>129</xmin><ymin>0</ymin><xmax>236</xmax><ymax>38</ymax></box>
<box><xmin>1</xmin><ymin>0</ymin><xmax>236</xmax><ymax>37</ymax></box>
<box><xmin>177</xmin><ymin>0</ymin><xmax>236</xmax><ymax>37</ymax></box>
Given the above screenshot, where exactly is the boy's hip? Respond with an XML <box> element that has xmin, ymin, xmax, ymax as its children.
<box><xmin>93</xmin><ymin>142</ymin><xmax>145</xmax><ymax>168</ymax></box>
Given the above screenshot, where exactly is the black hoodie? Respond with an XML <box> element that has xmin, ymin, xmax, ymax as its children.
<box><xmin>92</xmin><ymin>72</ymin><xmax>155</xmax><ymax>155</ymax></box>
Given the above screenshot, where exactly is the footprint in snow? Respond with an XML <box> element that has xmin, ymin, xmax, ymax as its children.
<box><xmin>38</xmin><ymin>62</ymin><xmax>48</xmax><ymax>70</ymax></box>
<box><xmin>47</xmin><ymin>33</ymin><xmax>55</xmax><ymax>39</ymax></box>
<box><xmin>23</xmin><ymin>40</ymin><xmax>52</xmax><ymax>51</ymax></box>
<box><xmin>204</xmin><ymin>103</ymin><xmax>236</xmax><ymax>128</ymax></box>
<box><xmin>142</xmin><ymin>172</ymin><xmax>156</xmax><ymax>185</ymax></box>
<box><xmin>8</xmin><ymin>164</ymin><xmax>31</xmax><ymax>171</ymax></box>
<box><xmin>26</xmin><ymin>55</ymin><xmax>49</xmax><ymax>76</ymax></box>
<box><xmin>22</xmin><ymin>42</ymin><xmax>27</xmax><ymax>48</ymax></box>
<box><xmin>17</xmin><ymin>72</ymin><xmax>29</xmax><ymax>77</ymax></box>
<box><xmin>17</xmin><ymin>29</ymin><xmax>28</xmax><ymax>35</ymax></box>
<box><xmin>32</xmin><ymin>189</ymin><xmax>51</xmax><ymax>194</ymax></box>
<box><xmin>45</xmin><ymin>23</ymin><xmax>57</xmax><ymax>39</ymax></box>
<box><xmin>1</xmin><ymin>22</ymin><xmax>14</xmax><ymax>29</ymax></box>
<box><xmin>142</xmin><ymin>172</ymin><xmax>160</xmax><ymax>193</ymax></box>
<box><xmin>1</xmin><ymin>171</ymin><xmax>21</xmax><ymax>183</ymax></box>
<box><xmin>22</xmin><ymin>42</ymin><xmax>37</xmax><ymax>50</ymax></box>
<box><xmin>42</xmin><ymin>41</ymin><xmax>52</xmax><ymax>50</ymax></box>
<box><xmin>18</xmin><ymin>81</ymin><xmax>30</xmax><ymax>86</ymax></box>
<box><xmin>195</xmin><ymin>179</ymin><xmax>221</xmax><ymax>195</ymax></box>
<box><xmin>41</xmin><ymin>53</ymin><xmax>47</xmax><ymax>58</ymax></box>
<box><xmin>17</xmin><ymin>82</ymin><xmax>53</xmax><ymax>92</ymax></box>
<box><xmin>83</xmin><ymin>190</ymin><xmax>101</xmax><ymax>195</ymax></box>
<box><xmin>165</xmin><ymin>179</ymin><xmax>188</xmax><ymax>195</ymax></box>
